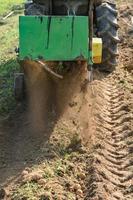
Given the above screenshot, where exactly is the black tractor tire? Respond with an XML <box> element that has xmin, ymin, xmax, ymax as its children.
<box><xmin>14</xmin><ymin>73</ymin><xmax>25</xmax><ymax>101</ymax></box>
<box><xmin>95</xmin><ymin>2</ymin><xmax>119</xmax><ymax>72</ymax></box>
<box><xmin>24</xmin><ymin>3</ymin><xmax>47</xmax><ymax>15</ymax></box>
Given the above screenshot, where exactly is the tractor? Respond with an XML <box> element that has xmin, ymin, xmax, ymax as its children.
<box><xmin>14</xmin><ymin>0</ymin><xmax>119</xmax><ymax>100</ymax></box>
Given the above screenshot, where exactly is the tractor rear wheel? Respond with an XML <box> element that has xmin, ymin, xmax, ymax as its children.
<box><xmin>95</xmin><ymin>2</ymin><xmax>119</xmax><ymax>72</ymax></box>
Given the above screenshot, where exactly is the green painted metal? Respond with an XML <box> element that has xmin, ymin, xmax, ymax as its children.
<box><xmin>19</xmin><ymin>16</ymin><xmax>89</xmax><ymax>61</ymax></box>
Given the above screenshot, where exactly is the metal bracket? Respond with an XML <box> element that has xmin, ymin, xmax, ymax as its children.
<box><xmin>37</xmin><ymin>60</ymin><xmax>63</xmax><ymax>79</ymax></box>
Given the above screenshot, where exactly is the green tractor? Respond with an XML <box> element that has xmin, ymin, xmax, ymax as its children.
<box><xmin>15</xmin><ymin>0</ymin><xmax>119</xmax><ymax>100</ymax></box>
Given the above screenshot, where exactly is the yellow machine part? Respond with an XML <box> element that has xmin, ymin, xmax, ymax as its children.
<box><xmin>92</xmin><ymin>38</ymin><xmax>102</xmax><ymax>64</ymax></box>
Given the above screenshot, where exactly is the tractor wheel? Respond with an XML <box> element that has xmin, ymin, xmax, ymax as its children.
<box><xmin>95</xmin><ymin>2</ymin><xmax>119</xmax><ymax>72</ymax></box>
<box><xmin>14</xmin><ymin>73</ymin><xmax>25</xmax><ymax>101</ymax></box>
<box><xmin>24</xmin><ymin>1</ymin><xmax>50</xmax><ymax>15</ymax></box>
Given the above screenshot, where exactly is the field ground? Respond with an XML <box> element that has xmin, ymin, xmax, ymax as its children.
<box><xmin>0</xmin><ymin>1</ymin><xmax>24</xmax><ymax>114</ymax></box>
<box><xmin>0</xmin><ymin>0</ymin><xmax>24</xmax><ymax>16</ymax></box>
<box><xmin>0</xmin><ymin>1</ymin><xmax>133</xmax><ymax>200</ymax></box>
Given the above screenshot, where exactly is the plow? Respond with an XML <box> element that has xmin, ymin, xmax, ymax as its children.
<box><xmin>14</xmin><ymin>0</ymin><xmax>119</xmax><ymax>100</ymax></box>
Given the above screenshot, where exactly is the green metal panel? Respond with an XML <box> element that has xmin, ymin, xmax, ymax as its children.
<box><xmin>19</xmin><ymin>16</ymin><xmax>89</xmax><ymax>61</ymax></box>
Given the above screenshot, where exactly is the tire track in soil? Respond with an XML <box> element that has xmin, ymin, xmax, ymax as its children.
<box><xmin>85</xmin><ymin>75</ymin><xmax>133</xmax><ymax>200</ymax></box>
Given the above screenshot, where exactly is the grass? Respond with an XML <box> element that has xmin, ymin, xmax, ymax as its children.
<box><xmin>12</xmin><ymin>182</ymin><xmax>41</xmax><ymax>200</ymax></box>
<box><xmin>0</xmin><ymin>1</ymin><xmax>24</xmax><ymax>114</ymax></box>
<box><xmin>0</xmin><ymin>0</ymin><xmax>24</xmax><ymax>16</ymax></box>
